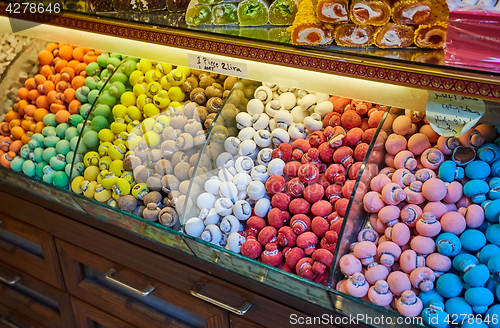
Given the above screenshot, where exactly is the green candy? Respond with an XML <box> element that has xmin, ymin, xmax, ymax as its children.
<box><xmin>110</xmin><ymin>72</ymin><xmax>128</xmax><ymax>84</ymax></box>
<box><xmin>36</xmin><ymin>161</ymin><xmax>47</xmax><ymax>178</ymax></box>
<box><xmin>42</xmin><ymin>147</ymin><xmax>57</xmax><ymax>163</ymax></box>
<box><xmin>22</xmin><ymin>160</ymin><xmax>36</xmax><ymax>177</ymax></box>
<box><xmin>11</xmin><ymin>157</ymin><xmax>25</xmax><ymax>172</ymax></box>
<box><xmin>86</xmin><ymin>62</ymin><xmax>101</xmax><ymax>76</ymax></box>
<box><xmin>43</xmin><ymin>170</ymin><xmax>54</xmax><ymax>184</ymax></box>
<box><xmin>118</xmin><ymin>59</ymin><xmax>137</xmax><ymax>76</ymax></box>
<box><xmin>88</xmin><ymin>89</ymin><xmax>100</xmax><ymax>105</ymax></box>
<box><xmin>68</xmin><ymin>115</ymin><xmax>84</xmax><ymax>127</ymax></box>
<box><xmin>43</xmin><ymin>132</ymin><xmax>60</xmax><ymax>148</ymax></box>
<box><xmin>28</xmin><ymin>133</ymin><xmax>44</xmax><ymax>149</ymax></box>
<box><xmin>79</xmin><ymin>103</ymin><xmax>92</xmax><ymax>118</ymax></box>
<box><xmin>85</xmin><ymin>76</ymin><xmax>100</xmax><ymax>90</ymax></box>
<box><xmin>42</xmin><ymin>126</ymin><xmax>56</xmax><ymax>137</ymax></box>
<box><xmin>94</xmin><ymin>104</ymin><xmax>111</xmax><ymax>117</ymax></box>
<box><xmin>97</xmin><ymin>91</ymin><xmax>116</xmax><ymax>108</ymax></box>
<box><xmin>97</xmin><ymin>54</ymin><xmax>110</xmax><ymax>68</ymax></box>
<box><xmin>65</xmin><ymin>151</ymin><xmax>80</xmax><ymax>165</ymax></box>
<box><xmin>43</xmin><ymin>113</ymin><xmax>57</xmax><ymax>127</ymax></box>
<box><xmin>65</xmin><ymin>127</ymin><xmax>79</xmax><ymax>141</ymax></box>
<box><xmin>108</xmin><ymin>81</ymin><xmax>126</xmax><ymax>98</ymax></box>
<box><xmin>100</xmin><ymin>68</ymin><xmax>112</xmax><ymax>80</ymax></box>
<box><xmin>56</xmin><ymin>140</ymin><xmax>71</xmax><ymax>156</ymax></box>
<box><xmin>50</xmin><ymin>154</ymin><xmax>66</xmax><ymax>171</ymax></box>
<box><xmin>55</xmin><ymin>123</ymin><xmax>69</xmax><ymax>138</ymax></box>
<box><xmin>70</xmin><ymin>136</ymin><xmax>88</xmax><ymax>154</ymax></box>
<box><xmin>91</xmin><ymin>116</ymin><xmax>109</xmax><ymax>131</ymax></box>
<box><xmin>19</xmin><ymin>144</ymin><xmax>32</xmax><ymax>159</ymax></box>
<box><xmin>107</xmin><ymin>57</ymin><xmax>121</xmax><ymax>69</ymax></box>
<box><xmin>52</xmin><ymin>171</ymin><xmax>69</xmax><ymax>188</ymax></box>
<box><xmin>76</xmin><ymin>86</ymin><xmax>90</xmax><ymax>103</ymax></box>
<box><xmin>33</xmin><ymin>147</ymin><xmax>44</xmax><ymax>163</ymax></box>
<box><xmin>66</xmin><ymin>162</ymin><xmax>85</xmax><ymax>179</ymax></box>
<box><xmin>83</xmin><ymin>130</ymin><xmax>99</xmax><ymax>149</ymax></box>
<box><xmin>97</xmin><ymin>80</ymin><xmax>106</xmax><ymax>90</ymax></box>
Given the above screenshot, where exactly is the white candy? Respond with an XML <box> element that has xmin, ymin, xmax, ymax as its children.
<box><xmin>298</xmin><ymin>94</ymin><xmax>318</xmax><ymax>112</ymax></box>
<box><xmin>204</xmin><ymin>177</ymin><xmax>221</xmax><ymax>195</ymax></box>
<box><xmin>254</xmin><ymin>198</ymin><xmax>271</xmax><ymax>218</ymax></box>
<box><xmin>268</xmin><ymin>118</ymin><xmax>278</xmax><ymax>131</ymax></box>
<box><xmin>227</xmin><ymin>232</ymin><xmax>245</xmax><ymax>253</ymax></box>
<box><xmin>271</xmin><ymin>128</ymin><xmax>290</xmax><ymax>147</ymax></box>
<box><xmin>251</xmin><ymin>165</ymin><xmax>269</xmax><ymax>182</ymax></box>
<box><xmin>257</xmin><ymin>148</ymin><xmax>273</xmax><ymax>166</ymax></box>
<box><xmin>218</xmin><ymin>168</ymin><xmax>234</xmax><ymax>181</ymax></box>
<box><xmin>232</xmin><ymin>172</ymin><xmax>252</xmax><ymax>190</ymax></box>
<box><xmin>279</xmin><ymin>92</ymin><xmax>297</xmax><ymax>110</ymax></box>
<box><xmin>263</xmin><ymin>82</ymin><xmax>278</xmax><ymax>91</ymax></box>
<box><xmin>288</xmin><ymin>123</ymin><xmax>307</xmax><ymax>140</ymax></box>
<box><xmin>304</xmin><ymin>113</ymin><xmax>323</xmax><ymax>131</ymax></box>
<box><xmin>267</xmin><ymin>158</ymin><xmax>285</xmax><ymax>176</ymax></box>
<box><xmin>235</xmin><ymin>156</ymin><xmax>254</xmax><ymax>174</ymax></box>
<box><xmin>220</xmin><ymin>215</ymin><xmax>240</xmax><ymax>234</ymax></box>
<box><xmin>201</xmin><ymin>224</ymin><xmax>222</xmax><ymax>244</ymax></box>
<box><xmin>247</xmin><ymin>98</ymin><xmax>265</xmax><ymax>115</ymax></box>
<box><xmin>238</xmin><ymin>139</ymin><xmax>257</xmax><ymax>157</ymax></box>
<box><xmin>254</xmin><ymin>86</ymin><xmax>273</xmax><ymax>104</ymax></box>
<box><xmin>224</xmin><ymin>137</ymin><xmax>240</xmax><ymax>155</ymax></box>
<box><xmin>238</xmin><ymin>189</ymin><xmax>248</xmax><ymax>201</ymax></box>
<box><xmin>274</xmin><ymin>110</ymin><xmax>294</xmax><ymax>129</ymax></box>
<box><xmin>233</xmin><ymin>200</ymin><xmax>251</xmax><ymax>220</ymax></box>
<box><xmin>247</xmin><ymin>180</ymin><xmax>266</xmax><ymax>200</ymax></box>
<box><xmin>294</xmin><ymin>89</ymin><xmax>309</xmax><ymax>99</ymax></box>
<box><xmin>197</xmin><ymin>192</ymin><xmax>217</xmax><ymax>209</ymax></box>
<box><xmin>315</xmin><ymin>92</ymin><xmax>330</xmax><ymax>102</ymax></box>
<box><xmin>214</xmin><ymin>198</ymin><xmax>233</xmax><ymax>216</ymax></box>
<box><xmin>219</xmin><ymin>233</ymin><xmax>228</xmax><ymax>247</ymax></box>
<box><xmin>219</xmin><ymin>181</ymin><xmax>238</xmax><ymax>200</ymax></box>
<box><xmin>216</xmin><ymin>152</ymin><xmax>234</xmax><ymax>169</ymax></box>
<box><xmin>265</xmin><ymin>100</ymin><xmax>284</xmax><ymax>117</ymax></box>
<box><xmin>236</xmin><ymin>112</ymin><xmax>253</xmax><ymax>129</ymax></box>
<box><xmin>238</xmin><ymin>127</ymin><xmax>256</xmax><ymax>141</ymax></box>
<box><xmin>291</xmin><ymin>106</ymin><xmax>309</xmax><ymax>123</ymax></box>
<box><xmin>252</xmin><ymin>113</ymin><xmax>270</xmax><ymax>130</ymax></box>
<box><xmin>185</xmin><ymin>217</ymin><xmax>205</xmax><ymax>237</ymax></box>
<box><xmin>204</xmin><ymin>208</ymin><xmax>220</xmax><ymax>225</ymax></box>
<box><xmin>254</xmin><ymin>130</ymin><xmax>272</xmax><ymax>148</ymax></box>
<box><xmin>314</xmin><ymin>101</ymin><xmax>334</xmax><ymax>117</ymax></box>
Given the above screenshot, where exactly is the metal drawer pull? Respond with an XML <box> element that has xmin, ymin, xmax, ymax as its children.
<box><xmin>1</xmin><ymin>315</ymin><xmax>22</xmax><ymax>328</ymax></box>
<box><xmin>104</xmin><ymin>269</ymin><xmax>155</xmax><ymax>297</ymax></box>
<box><xmin>0</xmin><ymin>273</ymin><xmax>20</xmax><ymax>285</ymax></box>
<box><xmin>190</xmin><ymin>282</ymin><xmax>252</xmax><ymax>315</ymax></box>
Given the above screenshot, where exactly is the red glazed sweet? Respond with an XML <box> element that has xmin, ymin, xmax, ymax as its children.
<box><xmin>400</xmin><ymin>249</ymin><xmax>425</xmax><ymax>274</ymax></box>
<box><xmin>324</xmin><ymin>125</ymin><xmax>347</xmax><ymax>148</ymax></box>
<box><xmin>354</xmin><ymin>241</ymin><xmax>377</xmax><ymax>265</ymax></box>
<box><xmin>241</xmin><ymin>237</ymin><xmax>262</xmax><ymax>259</ymax></box>
<box><xmin>351</xmin><ymin>100</ymin><xmax>372</xmax><ymax>115</ymax></box>
<box><xmin>323</xmin><ymin>111</ymin><xmax>341</xmax><ymax>127</ymax></box>
<box><xmin>296</xmin><ymin>257</ymin><xmax>316</xmax><ymax>279</ymax></box>
<box><xmin>311</xmin><ymin>200</ymin><xmax>333</xmax><ymax>217</ymax></box>
<box><xmin>304</xmin><ymin>183</ymin><xmax>324</xmax><ymax>203</ymax></box>
<box><xmin>284</xmin><ymin>247</ymin><xmax>305</xmax><ymax>269</ymax></box>
<box><xmin>318</xmin><ymin>173</ymin><xmax>330</xmax><ymax>189</ymax></box>
<box><xmin>296</xmin><ymin>231</ymin><xmax>318</xmax><ymax>256</ymax></box>
<box><xmin>335</xmin><ymin>198</ymin><xmax>349</xmax><ymax>217</ymax></box>
<box><xmin>362</xmin><ymin>128</ymin><xmax>377</xmax><ymax>144</ymax></box>
<box><xmin>325</xmin><ymin>164</ymin><xmax>346</xmax><ymax>184</ymax></box>
<box><xmin>246</xmin><ymin>216</ymin><xmax>267</xmax><ymax>236</ymax></box>
<box><xmin>342</xmin><ymin>180</ymin><xmax>357</xmax><ymax>199</ymax></box>
<box><xmin>267</xmin><ymin>208</ymin><xmax>290</xmax><ymax>229</ymax></box>
<box><xmin>348</xmin><ymin>162</ymin><xmax>363</xmax><ymax>180</ymax></box>
<box><xmin>345</xmin><ymin>127</ymin><xmax>363</xmax><ymax>146</ymax></box>
<box><xmin>312</xmin><ymin>249</ymin><xmax>333</xmax><ymax>275</ymax></box>
<box><xmin>341</xmin><ymin>111</ymin><xmax>362</xmax><ymax>130</ymax></box>
<box><xmin>311</xmin><ymin>216</ymin><xmax>329</xmax><ymax>238</ymax></box>
<box><xmin>289</xmin><ymin>198</ymin><xmax>310</xmax><ymax>215</ymax></box>
<box><xmin>368</xmin><ymin>110</ymin><xmax>384</xmax><ymax>128</ymax></box>
<box><xmin>272</xmin><ymin>143</ymin><xmax>292</xmax><ymax>162</ymax></box>
<box><xmin>284</xmin><ymin>161</ymin><xmax>302</xmax><ymax>177</ymax></box>
<box><xmin>298</xmin><ymin>164</ymin><xmax>320</xmax><ymax>185</ymax></box>
<box><xmin>292</xmin><ymin>139</ymin><xmax>311</xmax><ymax>160</ymax></box>
<box><xmin>394</xmin><ymin>150</ymin><xmax>418</xmax><ymax>171</ymax></box>
<box><xmin>422</xmin><ymin>178</ymin><xmax>447</xmax><ymax>202</ymax></box>
<box><xmin>333</xmin><ymin>146</ymin><xmax>354</xmax><ymax>169</ymax></box>
<box><xmin>364</xmin><ymin>191</ymin><xmax>385</xmax><ymax>213</ymax></box>
<box><xmin>271</xmin><ymin>193</ymin><xmax>291</xmax><ymax>211</ymax></box>
<box><xmin>409</xmin><ymin>267</ymin><xmax>435</xmax><ymax>292</ymax></box>
<box><xmin>290</xmin><ymin>214</ymin><xmax>311</xmax><ymax>235</ymax></box>
<box><xmin>321</xmin><ymin>230</ymin><xmax>338</xmax><ymax>253</ymax></box>
<box><xmin>392</xmin><ymin>169</ymin><xmax>416</xmax><ymax>188</ymax></box>
<box><xmin>381</xmin><ymin>183</ymin><xmax>406</xmax><ymax>205</ymax></box>
<box><xmin>258</xmin><ymin>226</ymin><xmax>277</xmax><ymax>246</ymax></box>
<box><xmin>286</xmin><ymin>177</ymin><xmax>304</xmax><ymax>198</ymax></box>
<box><xmin>328</xmin><ymin>214</ymin><xmax>343</xmax><ymax>233</ymax></box>
<box><xmin>308</xmin><ymin>131</ymin><xmax>326</xmax><ymax>148</ymax></box>
<box><xmin>377</xmin><ymin>241</ymin><xmax>402</xmax><ymax>267</ymax></box>
<box><xmin>261</xmin><ymin>243</ymin><xmax>282</xmax><ymax>267</ymax></box>
<box><xmin>266</xmin><ymin>175</ymin><xmax>286</xmax><ymax>195</ymax></box>
<box><xmin>354</xmin><ymin>143</ymin><xmax>369</xmax><ymax>162</ymax></box>
<box><xmin>387</xmin><ymin>271</ymin><xmax>412</xmax><ymax>296</ymax></box>
<box><xmin>325</xmin><ymin>184</ymin><xmax>342</xmax><ymax>205</ymax></box>
<box><xmin>330</xmin><ymin>96</ymin><xmax>351</xmax><ymax>113</ymax></box>
<box><xmin>318</xmin><ymin>142</ymin><xmax>334</xmax><ymax>164</ymax></box>
<box><xmin>408</xmin><ymin>133</ymin><xmax>430</xmax><ymax>155</ymax></box>
<box><xmin>301</xmin><ymin>148</ymin><xmax>321</xmax><ymax>167</ymax></box>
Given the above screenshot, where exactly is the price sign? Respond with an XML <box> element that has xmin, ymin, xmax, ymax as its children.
<box><xmin>188</xmin><ymin>53</ymin><xmax>248</xmax><ymax>78</ymax></box>
<box><xmin>426</xmin><ymin>91</ymin><xmax>485</xmax><ymax>137</ymax></box>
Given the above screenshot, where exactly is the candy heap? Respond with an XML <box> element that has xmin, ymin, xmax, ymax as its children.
<box><xmin>184</xmin><ymin>83</ymin><xmax>387</xmax><ymax>283</ymax></box>
<box><xmin>0</xmin><ymin>32</ymin><xmax>32</xmax><ymax>76</ymax></box>
<box><xmin>338</xmin><ymin>110</ymin><xmax>500</xmax><ymax>322</ymax></box>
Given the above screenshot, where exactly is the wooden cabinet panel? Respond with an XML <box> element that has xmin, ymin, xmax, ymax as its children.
<box><xmin>0</xmin><ymin>303</ymin><xmax>48</xmax><ymax>328</ymax></box>
<box><xmin>229</xmin><ymin>314</ymin><xmax>265</xmax><ymax>328</ymax></box>
<box><xmin>71</xmin><ymin>298</ymin><xmax>138</xmax><ymax>328</ymax></box>
<box><xmin>0</xmin><ymin>262</ymin><xmax>74</xmax><ymax>328</ymax></box>
<box><xmin>57</xmin><ymin>239</ymin><xmax>228</xmax><ymax>328</ymax></box>
<box><xmin>0</xmin><ymin>214</ymin><xmax>64</xmax><ymax>289</ymax></box>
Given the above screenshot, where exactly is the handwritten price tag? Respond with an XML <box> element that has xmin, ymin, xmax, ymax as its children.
<box><xmin>426</xmin><ymin>91</ymin><xmax>485</xmax><ymax>138</ymax></box>
<box><xmin>188</xmin><ymin>53</ymin><xmax>248</xmax><ymax>78</ymax></box>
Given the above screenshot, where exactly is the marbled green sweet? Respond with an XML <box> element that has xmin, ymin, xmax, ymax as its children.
<box><xmin>43</xmin><ymin>131</ymin><xmax>60</xmax><ymax>148</ymax></box>
<box><xmin>52</xmin><ymin>171</ymin><xmax>69</xmax><ymax>187</ymax></box>
<box><xmin>50</xmin><ymin>154</ymin><xmax>66</xmax><ymax>171</ymax></box>
<box><xmin>43</xmin><ymin>113</ymin><xmax>57</xmax><ymax>127</ymax></box>
<box><xmin>36</xmin><ymin>161</ymin><xmax>47</xmax><ymax>178</ymax></box>
<box><xmin>22</xmin><ymin>160</ymin><xmax>36</xmax><ymax>177</ymax></box>
<box><xmin>55</xmin><ymin>123</ymin><xmax>69</xmax><ymax>139</ymax></box>
<box><xmin>83</xmin><ymin>130</ymin><xmax>99</xmax><ymax>149</ymax></box>
<box><xmin>65</xmin><ymin>127</ymin><xmax>79</xmax><ymax>141</ymax></box>
<box><xmin>42</xmin><ymin>147</ymin><xmax>57</xmax><ymax>163</ymax></box>
<box><xmin>55</xmin><ymin>140</ymin><xmax>71</xmax><ymax>156</ymax></box>
<box><xmin>42</xmin><ymin>126</ymin><xmax>56</xmax><ymax>137</ymax></box>
<box><xmin>10</xmin><ymin>157</ymin><xmax>25</xmax><ymax>172</ymax></box>
<box><xmin>33</xmin><ymin>147</ymin><xmax>44</xmax><ymax>163</ymax></box>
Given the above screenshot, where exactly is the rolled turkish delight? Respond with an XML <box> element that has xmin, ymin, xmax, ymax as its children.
<box><xmin>288</xmin><ymin>0</ymin><xmax>334</xmax><ymax>45</ymax></box>
<box><xmin>186</xmin><ymin>0</ymin><xmax>213</xmax><ymax>25</ymax></box>
<box><xmin>335</xmin><ymin>24</ymin><xmax>374</xmax><ymax>47</ymax></box>
<box><xmin>350</xmin><ymin>0</ymin><xmax>391</xmax><ymax>26</ymax></box>
<box><xmin>212</xmin><ymin>3</ymin><xmax>239</xmax><ymax>24</ymax></box>
<box><xmin>414</xmin><ymin>0</ymin><xmax>448</xmax><ymax>49</ymax></box>
<box><xmin>391</xmin><ymin>0</ymin><xmax>432</xmax><ymax>25</ymax></box>
<box><xmin>374</xmin><ymin>23</ymin><xmax>414</xmax><ymax>48</ymax></box>
<box><xmin>238</xmin><ymin>0</ymin><xmax>270</xmax><ymax>26</ymax></box>
<box><xmin>269</xmin><ymin>0</ymin><xmax>299</xmax><ymax>25</ymax></box>
<box><xmin>316</xmin><ymin>0</ymin><xmax>349</xmax><ymax>23</ymax></box>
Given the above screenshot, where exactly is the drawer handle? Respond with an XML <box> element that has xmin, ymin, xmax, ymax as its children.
<box><xmin>0</xmin><ymin>273</ymin><xmax>20</xmax><ymax>285</ymax></box>
<box><xmin>104</xmin><ymin>269</ymin><xmax>155</xmax><ymax>297</ymax></box>
<box><xmin>1</xmin><ymin>315</ymin><xmax>22</xmax><ymax>328</ymax></box>
<box><xmin>190</xmin><ymin>282</ymin><xmax>252</xmax><ymax>315</ymax></box>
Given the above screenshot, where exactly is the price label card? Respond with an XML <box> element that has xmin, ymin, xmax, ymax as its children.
<box><xmin>188</xmin><ymin>53</ymin><xmax>248</xmax><ymax>78</ymax></box>
<box><xmin>426</xmin><ymin>91</ymin><xmax>486</xmax><ymax>137</ymax></box>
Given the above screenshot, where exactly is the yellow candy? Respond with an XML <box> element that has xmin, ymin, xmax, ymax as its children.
<box><xmin>127</xmin><ymin>134</ymin><xmax>141</xmax><ymax>150</ymax></box>
<box><xmin>141</xmin><ymin>117</ymin><xmax>156</xmax><ymax>132</ymax></box>
<box><xmin>145</xmin><ymin>69</ymin><xmax>162</xmax><ymax>84</ymax></box>
<box><xmin>133</xmin><ymin>83</ymin><xmax>147</xmax><ymax>97</ymax></box>
<box><xmin>136</xmin><ymin>94</ymin><xmax>149</xmax><ymax>110</ymax></box>
<box><xmin>82</xmin><ymin>180</ymin><xmax>97</xmax><ymax>198</ymax></box>
<box><xmin>98</xmin><ymin>129</ymin><xmax>115</xmax><ymax>142</ymax></box>
<box><xmin>143</xmin><ymin>131</ymin><xmax>161</xmax><ymax>147</ymax></box>
<box><xmin>146</xmin><ymin>82</ymin><xmax>162</xmax><ymax>98</ymax></box>
<box><xmin>99</xmin><ymin>156</ymin><xmax>112</xmax><ymax>171</ymax></box>
<box><xmin>97</xmin><ymin>169</ymin><xmax>109</xmax><ymax>184</ymax></box>
<box><xmin>102</xmin><ymin>172</ymin><xmax>118</xmax><ymax>189</ymax></box>
<box><xmin>171</xmin><ymin>101</ymin><xmax>183</xmax><ymax>110</ymax></box>
<box><xmin>127</xmin><ymin>106</ymin><xmax>142</xmax><ymax>121</ymax></box>
<box><xmin>129</xmin><ymin>70</ymin><xmax>144</xmax><ymax>86</ymax></box>
<box><xmin>143</xmin><ymin>103</ymin><xmax>160</xmax><ymax>118</ymax></box>
<box><xmin>168</xmin><ymin>86</ymin><xmax>185</xmax><ymax>102</ymax></box>
<box><xmin>84</xmin><ymin>165</ymin><xmax>100</xmax><ymax>181</ymax></box>
<box><xmin>127</xmin><ymin>121</ymin><xmax>141</xmax><ymax>133</ymax></box>
<box><xmin>110</xmin><ymin>159</ymin><xmax>125</xmax><ymax>177</ymax></box>
<box><xmin>98</xmin><ymin>142</ymin><xmax>113</xmax><ymax>157</ymax></box>
<box><xmin>109</xmin><ymin>144</ymin><xmax>127</xmax><ymax>160</ymax></box>
<box><xmin>71</xmin><ymin>176</ymin><xmax>85</xmax><ymax>194</ymax></box>
<box><xmin>94</xmin><ymin>184</ymin><xmax>112</xmax><ymax>203</ymax></box>
<box><xmin>160</xmin><ymin>75</ymin><xmax>172</xmax><ymax>90</ymax></box>
<box><xmin>112</xmin><ymin>104</ymin><xmax>128</xmax><ymax>118</ymax></box>
<box><xmin>121</xmin><ymin>91</ymin><xmax>137</xmax><ymax>107</ymax></box>
<box><xmin>167</xmin><ymin>69</ymin><xmax>186</xmax><ymax>86</ymax></box>
<box><xmin>139</xmin><ymin>59</ymin><xmax>153</xmax><ymax>74</ymax></box>
<box><xmin>177</xmin><ymin>66</ymin><xmax>191</xmax><ymax>77</ymax></box>
<box><xmin>113</xmin><ymin>177</ymin><xmax>131</xmax><ymax>196</ymax></box>
<box><xmin>110</xmin><ymin>120</ymin><xmax>127</xmax><ymax>134</ymax></box>
<box><xmin>152</xmin><ymin>90</ymin><xmax>171</xmax><ymax>109</ymax></box>
<box><xmin>156</xmin><ymin>63</ymin><xmax>172</xmax><ymax>75</ymax></box>
<box><xmin>121</xmin><ymin>171</ymin><xmax>135</xmax><ymax>184</ymax></box>
<box><xmin>84</xmin><ymin>151</ymin><xmax>100</xmax><ymax>167</ymax></box>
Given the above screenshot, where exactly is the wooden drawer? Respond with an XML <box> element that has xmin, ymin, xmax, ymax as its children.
<box><xmin>229</xmin><ymin>314</ymin><xmax>265</xmax><ymax>328</ymax></box>
<box><xmin>71</xmin><ymin>298</ymin><xmax>138</xmax><ymax>328</ymax></box>
<box><xmin>57</xmin><ymin>239</ymin><xmax>229</xmax><ymax>328</ymax></box>
<box><xmin>0</xmin><ymin>262</ymin><xmax>74</xmax><ymax>328</ymax></box>
<box><xmin>0</xmin><ymin>303</ymin><xmax>48</xmax><ymax>328</ymax></box>
<box><xmin>0</xmin><ymin>214</ymin><xmax>64</xmax><ymax>289</ymax></box>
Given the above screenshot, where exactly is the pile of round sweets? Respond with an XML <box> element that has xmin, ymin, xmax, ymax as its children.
<box><xmin>72</xmin><ymin>61</ymin><xmax>241</xmax><ymax>227</ymax></box>
<box><xmin>0</xmin><ymin>44</ymin><xmax>106</xmax><ymax>188</ymax></box>
<box><xmin>183</xmin><ymin>83</ymin><xmax>387</xmax><ymax>284</ymax></box>
<box><xmin>338</xmin><ymin>113</ymin><xmax>500</xmax><ymax>322</ymax></box>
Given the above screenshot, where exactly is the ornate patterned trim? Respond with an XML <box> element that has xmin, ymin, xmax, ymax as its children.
<box><xmin>2</xmin><ymin>7</ymin><xmax>500</xmax><ymax>100</ymax></box>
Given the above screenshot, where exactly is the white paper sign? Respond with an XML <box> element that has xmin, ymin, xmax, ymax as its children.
<box><xmin>188</xmin><ymin>53</ymin><xmax>248</xmax><ymax>78</ymax></box>
<box><xmin>426</xmin><ymin>91</ymin><xmax>486</xmax><ymax>138</ymax></box>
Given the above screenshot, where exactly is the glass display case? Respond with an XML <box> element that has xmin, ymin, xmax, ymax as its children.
<box><xmin>1</xmin><ymin>3</ymin><xmax>500</xmax><ymax>328</ymax></box>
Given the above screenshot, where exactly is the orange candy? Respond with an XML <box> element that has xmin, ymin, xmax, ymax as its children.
<box><xmin>9</xmin><ymin>119</ymin><xmax>21</xmax><ymax>130</ymax></box>
<box><xmin>50</xmin><ymin>103</ymin><xmax>66</xmax><ymax>113</ymax></box>
<box><xmin>68</xmin><ymin>100</ymin><xmax>82</xmax><ymax>115</ymax></box>
<box><xmin>4</xmin><ymin>111</ymin><xmax>21</xmax><ymax>123</ymax></box>
<box><xmin>34</xmin><ymin>108</ymin><xmax>48</xmax><ymax>122</ymax></box>
<box><xmin>73</xmin><ymin>47</ymin><xmax>85</xmax><ymax>61</ymax></box>
<box><xmin>67</xmin><ymin>60</ymin><xmax>79</xmax><ymax>70</ymax></box>
<box><xmin>55</xmin><ymin>110</ymin><xmax>71</xmax><ymax>124</ymax></box>
<box><xmin>54</xmin><ymin>59</ymin><xmax>68</xmax><ymax>73</ymax></box>
<box><xmin>74</xmin><ymin>63</ymin><xmax>87</xmax><ymax>76</ymax></box>
<box><xmin>60</xmin><ymin>67</ymin><xmax>75</xmax><ymax>82</ymax></box>
<box><xmin>59</xmin><ymin>45</ymin><xmax>74</xmax><ymax>61</ymax></box>
<box><xmin>36</xmin><ymin>95</ymin><xmax>50</xmax><ymax>109</ymax></box>
<box><xmin>25</xmin><ymin>78</ymin><xmax>36</xmax><ymax>90</ymax></box>
<box><xmin>27</xmin><ymin>89</ymin><xmax>41</xmax><ymax>101</ymax></box>
<box><xmin>47</xmin><ymin>90</ymin><xmax>59</xmax><ymax>104</ymax></box>
<box><xmin>21</xmin><ymin>132</ymin><xmax>33</xmax><ymax>144</ymax></box>
<box><xmin>17</xmin><ymin>87</ymin><xmax>29</xmax><ymax>100</ymax></box>
<box><xmin>39</xmin><ymin>80</ymin><xmax>55</xmax><ymax>95</ymax></box>
<box><xmin>10</xmin><ymin>126</ymin><xmax>25</xmax><ymax>140</ymax></box>
<box><xmin>62</xmin><ymin>88</ymin><xmax>76</xmax><ymax>103</ymax></box>
<box><xmin>21</xmin><ymin>119</ymin><xmax>34</xmax><ymax>132</ymax></box>
<box><xmin>38</xmin><ymin>50</ymin><xmax>54</xmax><ymax>66</ymax></box>
<box><xmin>83</xmin><ymin>51</ymin><xmax>97</xmax><ymax>64</ymax></box>
<box><xmin>71</xmin><ymin>76</ymin><xmax>85</xmax><ymax>89</ymax></box>
<box><xmin>34</xmin><ymin>74</ymin><xmax>46</xmax><ymax>86</ymax></box>
<box><xmin>13</xmin><ymin>100</ymin><xmax>28</xmax><ymax>115</ymax></box>
<box><xmin>33</xmin><ymin>122</ymin><xmax>44</xmax><ymax>133</ymax></box>
<box><xmin>10</xmin><ymin>140</ymin><xmax>23</xmax><ymax>153</ymax></box>
<box><xmin>45</xmin><ymin>43</ymin><xmax>58</xmax><ymax>53</ymax></box>
<box><xmin>0</xmin><ymin>122</ymin><xmax>9</xmax><ymax>136</ymax></box>
<box><xmin>56</xmin><ymin>81</ymin><xmax>69</xmax><ymax>93</ymax></box>
<box><xmin>40</xmin><ymin>65</ymin><xmax>54</xmax><ymax>78</ymax></box>
<box><xmin>24</xmin><ymin>105</ymin><xmax>37</xmax><ymax>117</ymax></box>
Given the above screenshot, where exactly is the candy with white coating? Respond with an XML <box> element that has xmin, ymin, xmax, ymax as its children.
<box><xmin>201</xmin><ymin>224</ymin><xmax>222</xmax><ymax>245</ymax></box>
<box><xmin>185</xmin><ymin>217</ymin><xmax>205</xmax><ymax>237</ymax></box>
<box><xmin>197</xmin><ymin>192</ymin><xmax>217</xmax><ymax>209</ymax></box>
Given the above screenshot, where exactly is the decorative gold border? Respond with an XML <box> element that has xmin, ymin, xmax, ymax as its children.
<box><xmin>2</xmin><ymin>6</ymin><xmax>500</xmax><ymax>101</ymax></box>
